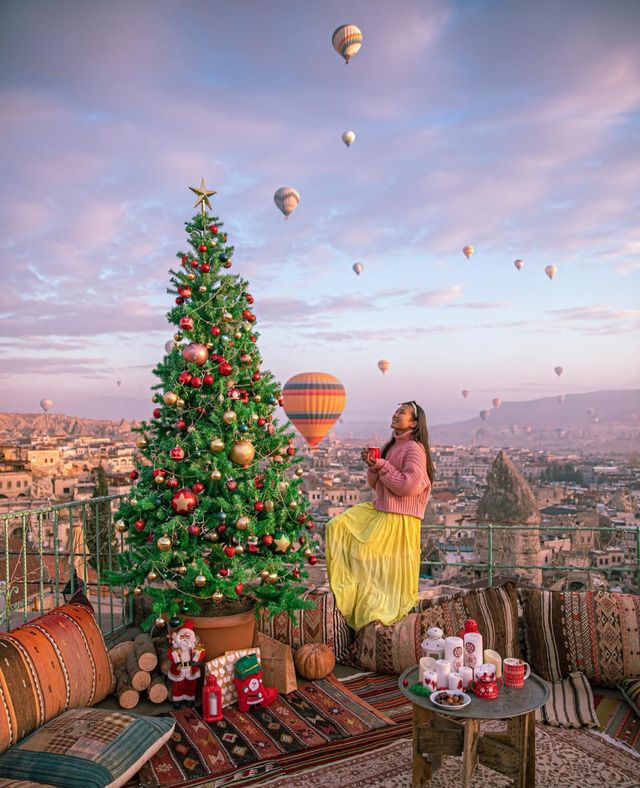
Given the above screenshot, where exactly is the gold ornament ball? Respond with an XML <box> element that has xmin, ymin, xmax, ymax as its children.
<box><xmin>225</xmin><ymin>378</ymin><xmax>236</xmax><ymax>388</ymax></box>
<box><xmin>174</xmin><ymin>332</ymin><xmax>183</xmax><ymax>342</ymax></box>
<box><xmin>177</xmin><ymin>565</ymin><xmax>187</xmax><ymax>575</ymax></box>
<box><xmin>157</xmin><ymin>535</ymin><xmax>172</xmax><ymax>552</ymax></box>
<box><xmin>278</xmin><ymin>481</ymin><xmax>289</xmax><ymax>494</ymax></box>
<box><xmin>123</xmin><ymin>588</ymin><xmax>130</xmax><ymax>598</ymax></box>
<box><xmin>304</xmin><ymin>547</ymin><xmax>313</xmax><ymax>557</ymax></box>
<box><xmin>147</xmin><ymin>570</ymin><xmax>157</xmax><ymax>582</ymax></box>
<box><xmin>242</xmin><ymin>321</ymin><xmax>252</xmax><ymax>332</ymax></box>
<box><xmin>210</xmin><ymin>438</ymin><xmax>225</xmax><ymax>453</ymax></box>
<box><xmin>235</xmin><ymin>544</ymin><xmax>244</xmax><ymax>555</ymax></box>
<box><xmin>206</xmin><ymin>341</ymin><xmax>214</xmax><ymax>350</ymax></box>
<box><xmin>295</xmin><ymin>467</ymin><xmax>304</xmax><ymax>477</ymax></box>
<box><xmin>251</xmin><ymin>413</ymin><xmax>259</xmax><ymax>422</ymax></box>
<box><xmin>264</xmin><ymin>500</ymin><xmax>274</xmax><ymax>512</ymax></box>
<box><xmin>230</xmin><ymin>439</ymin><xmax>256</xmax><ymax>467</ymax></box>
<box><xmin>182</xmin><ymin>342</ymin><xmax>209</xmax><ymax>366</ymax></box>
<box><xmin>267</xmin><ymin>573</ymin><xmax>279</xmax><ymax>585</ymax></box>
<box><xmin>217</xmin><ymin>394</ymin><xmax>225</xmax><ymax>404</ymax></box>
<box><xmin>133</xmin><ymin>586</ymin><xmax>143</xmax><ymax>596</ymax></box>
<box><xmin>234</xmin><ymin>331</ymin><xmax>242</xmax><ymax>340</ymax></box>
<box><xmin>186</xmin><ymin>272</ymin><xmax>196</xmax><ymax>282</ymax></box>
<box><xmin>136</xmin><ymin>438</ymin><xmax>147</xmax><ymax>449</ymax></box>
<box><xmin>222</xmin><ymin>311</ymin><xmax>233</xmax><ymax>323</ymax></box>
<box><xmin>198</xmin><ymin>285</ymin><xmax>207</xmax><ymax>294</ymax></box>
<box><xmin>207</xmin><ymin>532</ymin><xmax>220</xmax><ymax>542</ymax></box>
<box><xmin>115</xmin><ymin>519</ymin><xmax>128</xmax><ymax>533</ymax></box>
<box><xmin>288</xmin><ymin>500</ymin><xmax>298</xmax><ymax>510</ymax></box>
<box><xmin>176</xmin><ymin>398</ymin><xmax>185</xmax><ymax>409</ymax></box>
<box><xmin>194</xmin><ymin>574</ymin><xmax>207</xmax><ymax>587</ymax></box>
<box><xmin>223</xmin><ymin>410</ymin><xmax>237</xmax><ymax>425</ymax></box>
<box><xmin>260</xmin><ymin>569</ymin><xmax>270</xmax><ymax>580</ymax></box>
<box><xmin>155</xmin><ymin>474</ymin><xmax>166</xmax><ymax>485</ymax></box>
<box><xmin>212</xmin><ymin>591</ymin><xmax>224</xmax><ymax>602</ymax></box>
<box><xmin>210</xmin><ymin>468</ymin><xmax>222</xmax><ymax>481</ymax></box>
<box><xmin>254</xmin><ymin>394</ymin><xmax>262</xmax><ymax>402</ymax></box>
<box><xmin>187</xmin><ymin>425</ymin><xmax>195</xmax><ymax>433</ymax></box>
<box><xmin>155</xmin><ymin>617</ymin><xmax>166</xmax><ymax>628</ymax></box>
<box><xmin>163</xmin><ymin>391</ymin><xmax>178</xmax><ymax>406</ymax></box>
<box><xmin>235</xmin><ymin>516</ymin><xmax>250</xmax><ymax>530</ymax></box>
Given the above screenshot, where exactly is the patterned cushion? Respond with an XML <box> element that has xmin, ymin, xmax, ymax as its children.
<box><xmin>618</xmin><ymin>678</ymin><xmax>640</xmax><ymax>719</ymax></box>
<box><xmin>519</xmin><ymin>588</ymin><xmax>640</xmax><ymax>687</ymax></box>
<box><xmin>351</xmin><ymin>583</ymin><xmax>521</xmax><ymax>674</ymax></box>
<box><xmin>257</xmin><ymin>589</ymin><xmax>353</xmax><ymax>662</ymax></box>
<box><xmin>0</xmin><ymin>707</ymin><xmax>174</xmax><ymax>788</ymax></box>
<box><xmin>0</xmin><ymin>603</ymin><xmax>115</xmax><ymax>754</ymax></box>
<box><xmin>535</xmin><ymin>672</ymin><xmax>599</xmax><ymax>729</ymax></box>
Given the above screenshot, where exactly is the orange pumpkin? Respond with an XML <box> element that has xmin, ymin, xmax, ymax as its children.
<box><xmin>293</xmin><ymin>643</ymin><xmax>336</xmax><ymax>679</ymax></box>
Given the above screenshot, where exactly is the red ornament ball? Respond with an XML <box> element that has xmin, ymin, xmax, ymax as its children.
<box><xmin>257</xmin><ymin>418</ymin><xmax>266</xmax><ymax>427</ymax></box>
<box><xmin>297</xmin><ymin>514</ymin><xmax>307</xmax><ymax>524</ymax></box>
<box><xmin>200</xmin><ymin>263</ymin><xmax>210</xmax><ymax>273</ymax></box>
<box><xmin>152</xmin><ymin>468</ymin><xmax>165</xmax><ymax>477</ymax></box>
<box><xmin>179</xmin><ymin>316</ymin><xmax>194</xmax><ymax>331</ymax></box>
<box><xmin>226</xmin><ymin>479</ymin><xmax>238</xmax><ymax>492</ymax></box>
<box><xmin>224</xmin><ymin>546</ymin><xmax>236</xmax><ymax>558</ymax></box>
<box><xmin>235</xmin><ymin>583</ymin><xmax>244</xmax><ymax>595</ymax></box>
<box><xmin>286</xmin><ymin>446</ymin><xmax>296</xmax><ymax>456</ymax></box>
<box><xmin>192</xmin><ymin>482</ymin><xmax>205</xmax><ymax>494</ymax></box>
<box><xmin>262</xmin><ymin>534</ymin><xmax>274</xmax><ymax>545</ymax></box>
<box><xmin>175</xmin><ymin>297</ymin><xmax>184</xmax><ymax>305</ymax></box>
<box><xmin>177</xmin><ymin>371</ymin><xmax>191</xmax><ymax>384</ymax></box>
<box><xmin>252</xmin><ymin>372</ymin><xmax>261</xmax><ymax>382</ymax></box>
<box><xmin>181</xmin><ymin>255</ymin><xmax>188</xmax><ymax>265</ymax></box>
<box><xmin>129</xmin><ymin>470</ymin><xmax>139</xmax><ymax>480</ymax></box>
<box><xmin>306</xmin><ymin>520</ymin><xmax>316</xmax><ymax>530</ymax></box>
<box><xmin>188</xmin><ymin>524</ymin><xmax>201</xmax><ymax>536</ymax></box>
<box><xmin>203</xmin><ymin>373</ymin><xmax>214</xmax><ymax>386</ymax></box>
<box><xmin>171</xmin><ymin>488</ymin><xmax>199</xmax><ymax>514</ymax></box>
<box><xmin>182</xmin><ymin>342</ymin><xmax>209</xmax><ymax>366</ymax></box>
<box><xmin>245</xmin><ymin>293</ymin><xmax>254</xmax><ymax>304</ymax></box>
<box><xmin>210</xmin><ymin>224</ymin><xmax>218</xmax><ymax>234</ymax></box>
<box><xmin>210</xmin><ymin>325</ymin><xmax>221</xmax><ymax>336</ymax></box>
<box><xmin>198</xmin><ymin>243</ymin><xmax>207</xmax><ymax>252</ymax></box>
<box><xmin>175</xmin><ymin>419</ymin><xmax>187</xmax><ymax>429</ymax></box>
<box><xmin>254</xmin><ymin>501</ymin><xmax>265</xmax><ymax>512</ymax></box>
<box><xmin>134</xmin><ymin>520</ymin><xmax>145</xmax><ymax>532</ymax></box>
<box><xmin>219</xmin><ymin>568</ymin><xmax>229</xmax><ymax>577</ymax></box>
<box><xmin>308</xmin><ymin>556</ymin><xmax>318</xmax><ymax>565</ymax></box>
<box><xmin>152</xmin><ymin>408</ymin><xmax>162</xmax><ymax>418</ymax></box>
<box><xmin>166</xmin><ymin>477</ymin><xmax>179</xmax><ymax>489</ymax></box>
<box><xmin>190</xmin><ymin>259</ymin><xmax>199</xmax><ymax>268</ymax></box>
<box><xmin>219</xmin><ymin>361</ymin><xmax>233</xmax><ymax>376</ymax></box>
<box><xmin>190</xmin><ymin>376</ymin><xmax>203</xmax><ymax>388</ymax></box>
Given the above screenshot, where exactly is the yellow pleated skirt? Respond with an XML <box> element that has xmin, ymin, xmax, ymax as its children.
<box><xmin>325</xmin><ymin>502</ymin><xmax>421</xmax><ymax>631</ymax></box>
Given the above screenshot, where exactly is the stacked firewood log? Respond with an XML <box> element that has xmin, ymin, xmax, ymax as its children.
<box><xmin>108</xmin><ymin>632</ymin><xmax>171</xmax><ymax>709</ymax></box>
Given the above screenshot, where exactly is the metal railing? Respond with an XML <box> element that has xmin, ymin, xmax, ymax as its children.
<box><xmin>0</xmin><ymin>495</ymin><xmax>132</xmax><ymax>637</ymax></box>
<box><xmin>420</xmin><ymin>522</ymin><xmax>640</xmax><ymax>592</ymax></box>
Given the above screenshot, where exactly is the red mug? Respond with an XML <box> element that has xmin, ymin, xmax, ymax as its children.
<box><xmin>367</xmin><ymin>447</ymin><xmax>381</xmax><ymax>462</ymax></box>
<box><xmin>503</xmin><ymin>658</ymin><xmax>531</xmax><ymax>688</ymax></box>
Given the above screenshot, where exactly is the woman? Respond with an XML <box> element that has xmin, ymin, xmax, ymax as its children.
<box><xmin>325</xmin><ymin>401</ymin><xmax>435</xmax><ymax>631</ymax></box>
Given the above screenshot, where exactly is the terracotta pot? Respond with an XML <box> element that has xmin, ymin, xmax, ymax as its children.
<box><xmin>191</xmin><ymin>607</ymin><xmax>256</xmax><ymax>660</ymax></box>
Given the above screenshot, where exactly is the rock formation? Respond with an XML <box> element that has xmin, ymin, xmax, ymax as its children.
<box><xmin>475</xmin><ymin>450</ymin><xmax>542</xmax><ymax>586</ymax></box>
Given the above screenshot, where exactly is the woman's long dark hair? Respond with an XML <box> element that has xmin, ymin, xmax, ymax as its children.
<box><xmin>381</xmin><ymin>401</ymin><xmax>435</xmax><ymax>483</ymax></box>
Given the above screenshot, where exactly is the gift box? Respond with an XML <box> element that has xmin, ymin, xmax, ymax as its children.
<box><xmin>205</xmin><ymin>647</ymin><xmax>260</xmax><ymax>708</ymax></box>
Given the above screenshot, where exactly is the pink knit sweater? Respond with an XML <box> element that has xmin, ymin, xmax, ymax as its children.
<box><xmin>366</xmin><ymin>431</ymin><xmax>431</xmax><ymax>520</ymax></box>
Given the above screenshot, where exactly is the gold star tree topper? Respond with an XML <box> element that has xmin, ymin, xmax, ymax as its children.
<box><xmin>189</xmin><ymin>178</ymin><xmax>216</xmax><ymax>215</ymax></box>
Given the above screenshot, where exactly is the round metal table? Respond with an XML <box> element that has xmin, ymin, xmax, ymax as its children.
<box><xmin>398</xmin><ymin>665</ymin><xmax>550</xmax><ymax>787</ymax></box>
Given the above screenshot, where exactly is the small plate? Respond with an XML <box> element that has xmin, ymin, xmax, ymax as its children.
<box><xmin>430</xmin><ymin>690</ymin><xmax>471</xmax><ymax>709</ymax></box>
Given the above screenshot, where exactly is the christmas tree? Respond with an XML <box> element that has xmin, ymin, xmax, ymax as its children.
<box><xmin>106</xmin><ymin>181</ymin><xmax>317</xmax><ymax>629</ymax></box>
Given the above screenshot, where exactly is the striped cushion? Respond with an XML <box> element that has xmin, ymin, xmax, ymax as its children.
<box><xmin>520</xmin><ymin>588</ymin><xmax>640</xmax><ymax>687</ymax></box>
<box><xmin>257</xmin><ymin>590</ymin><xmax>352</xmax><ymax>662</ymax></box>
<box><xmin>619</xmin><ymin>678</ymin><xmax>640</xmax><ymax>719</ymax></box>
<box><xmin>536</xmin><ymin>672</ymin><xmax>599</xmax><ymax>728</ymax></box>
<box><xmin>0</xmin><ymin>603</ymin><xmax>115</xmax><ymax>754</ymax></box>
<box><xmin>0</xmin><ymin>707</ymin><xmax>175</xmax><ymax>788</ymax></box>
<box><xmin>352</xmin><ymin>583</ymin><xmax>521</xmax><ymax>674</ymax></box>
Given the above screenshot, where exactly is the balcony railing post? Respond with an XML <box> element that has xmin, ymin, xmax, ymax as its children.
<box><xmin>487</xmin><ymin>523</ymin><xmax>494</xmax><ymax>587</ymax></box>
<box><xmin>636</xmin><ymin>527</ymin><xmax>640</xmax><ymax>592</ymax></box>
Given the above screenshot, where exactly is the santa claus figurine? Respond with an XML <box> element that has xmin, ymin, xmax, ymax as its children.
<box><xmin>167</xmin><ymin>620</ymin><xmax>205</xmax><ymax>708</ymax></box>
<box><xmin>233</xmin><ymin>654</ymin><xmax>278</xmax><ymax>712</ymax></box>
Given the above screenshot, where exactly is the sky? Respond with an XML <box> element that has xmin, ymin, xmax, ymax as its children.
<box><xmin>1</xmin><ymin>0</ymin><xmax>639</xmax><ymax>428</ymax></box>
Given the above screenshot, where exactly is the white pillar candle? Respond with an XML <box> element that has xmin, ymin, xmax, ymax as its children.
<box><xmin>448</xmin><ymin>672</ymin><xmax>463</xmax><ymax>690</ymax></box>
<box><xmin>422</xmin><ymin>669</ymin><xmax>438</xmax><ymax>692</ymax></box>
<box><xmin>444</xmin><ymin>636</ymin><xmax>464</xmax><ymax>673</ymax></box>
<box><xmin>460</xmin><ymin>666</ymin><xmax>473</xmax><ymax>688</ymax></box>
<box><xmin>483</xmin><ymin>649</ymin><xmax>502</xmax><ymax>679</ymax></box>
<box><xmin>436</xmin><ymin>659</ymin><xmax>451</xmax><ymax>690</ymax></box>
<box><xmin>463</xmin><ymin>631</ymin><xmax>484</xmax><ymax>670</ymax></box>
<box><xmin>419</xmin><ymin>656</ymin><xmax>437</xmax><ymax>683</ymax></box>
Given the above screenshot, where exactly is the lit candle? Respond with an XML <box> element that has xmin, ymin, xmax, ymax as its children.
<box><xmin>460</xmin><ymin>666</ymin><xmax>473</xmax><ymax>688</ymax></box>
<box><xmin>484</xmin><ymin>649</ymin><xmax>502</xmax><ymax>679</ymax></box>
<box><xmin>419</xmin><ymin>656</ymin><xmax>437</xmax><ymax>683</ymax></box>
<box><xmin>436</xmin><ymin>659</ymin><xmax>451</xmax><ymax>690</ymax></box>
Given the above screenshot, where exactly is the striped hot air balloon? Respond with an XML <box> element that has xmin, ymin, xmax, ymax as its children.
<box><xmin>282</xmin><ymin>372</ymin><xmax>346</xmax><ymax>448</ymax></box>
<box><xmin>332</xmin><ymin>24</ymin><xmax>363</xmax><ymax>64</ymax></box>
<box><xmin>274</xmin><ymin>187</ymin><xmax>300</xmax><ymax>219</ymax></box>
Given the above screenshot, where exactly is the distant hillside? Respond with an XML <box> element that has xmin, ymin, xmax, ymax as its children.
<box><xmin>0</xmin><ymin>413</ymin><xmax>141</xmax><ymax>441</ymax></box>
<box><xmin>336</xmin><ymin>390</ymin><xmax>640</xmax><ymax>455</ymax></box>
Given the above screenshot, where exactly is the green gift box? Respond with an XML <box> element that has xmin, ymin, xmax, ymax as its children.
<box><xmin>235</xmin><ymin>653</ymin><xmax>261</xmax><ymax>679</ymax></box>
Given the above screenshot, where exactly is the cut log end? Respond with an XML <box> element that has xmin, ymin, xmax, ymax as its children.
<box><xmin>147</xmin><ymin>673</ymin><xmax>169</xmax><ymax>704</ymax></box>
<box><xmin>115</xmin><ymin>667</ymin><xmax>140</xmax><ymax>710</ymax></box>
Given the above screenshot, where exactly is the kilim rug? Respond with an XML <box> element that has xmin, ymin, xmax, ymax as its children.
<box><xmin>135</xmin><ymin>675</ymin><xmax>395</xmax><ymax>787</ymax></box>
<box><xmin>261</xmin><ymin>726</ymin><xmax>640</xmax><ymax>787</ymax></box>
<box><xmin>594</xmin><ymin>691</ymin><xmax>640</xmax><ymax>753</ymax></box>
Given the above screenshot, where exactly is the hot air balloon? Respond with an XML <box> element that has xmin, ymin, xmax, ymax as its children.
<box><xmin>342</xmin><ymin>130</ymin><xmax>356</xmax><ymax>147</ymax></box>
<box><xmin>479</xmin><ymin>409</ymin><xmax>489</xmax><ymax>422</ymax></box>
<box><xmin>274</xmin><ymin>187</ymin><xmax>300</xmax><ymax>219</ymax></box>
<box><xmin>40</xmin><ymin>399</ymin><xmax>52</xmax><ymax>413</ymax></box>
<box><xmin>282</xmin><ymin>372</ymin><xmax>346</xmax><ymax>448</ymax></box>
<box><xmin>332</xmin><ymin>24</ymin><xmax>362</xmax><ymax>64</ymax></box>
<box><xmin>165</xmin><ymin>340</ymin><xmax>176</xmax><ymax>354</ymax></box>
<box><xmin>462</xmin><ymin>245</ymin><xmax>474</xmax><ymax>259</ymax></box>
<box><xmin>492</xmin><ymin>398</ymin><xmax>502</xmax><ymax>409</ymax></box>
<box><xmin>117</xmin><ymin>380</ymin><xmax>122</xmax><ymax>387</ymax></box>
<box><xmin>544</xmin><ymin>265</ymin><xmax>557</xmax><ymax>280</ymax></box>
<box><xmin>554</xmin><ymin>366</ymin><xmax>563</xmax><ymax>377</ymax></box>
<box><xmin>461</xmin><ymin>390</ymin><xmax>470</xmax><ymax>399</ymax></box>
<box><xmin>352</xmin><ymin>262</ymin><xmax>364</xmax><ymax>276</ymax></box>
<box><xmin>509</xmin><ymin>424</ymin><xmax>518</xmax><ymax>435</ymax></box>
<box><xmin>377</xmin><ymin>359</ymin><xmax>390</xmax><ymax>375</ymax></box>
<box><xmin>523</xmin><ymin>425</ymin><xmax>533</xmax><ymax>434</ymax></box>
<box><xmin>514</xmin><ymin>259</ymin><xmax>524</xmax><ymax>271</ymax></box>
<box><xmin>557</xmin><ymin>394</ymin><xmax>565</xmax><ymax>404</ymax></box>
